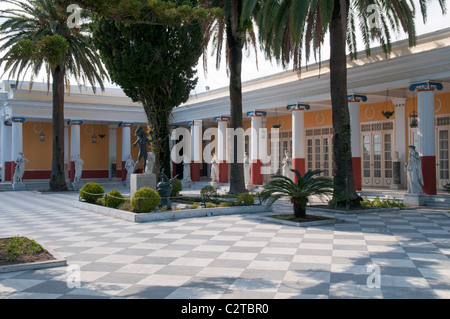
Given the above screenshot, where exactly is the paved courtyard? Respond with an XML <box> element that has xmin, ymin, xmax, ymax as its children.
<box><xmin>1</xmin><ymin>189</ymin><xmax>450</xmax><ymax>299</ymax></box>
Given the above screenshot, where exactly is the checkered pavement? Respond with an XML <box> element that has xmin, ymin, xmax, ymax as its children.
<box><xmin>1</xmin><ymin>190</ymin><xmax>450</xmax><ymax>299</ymax></box>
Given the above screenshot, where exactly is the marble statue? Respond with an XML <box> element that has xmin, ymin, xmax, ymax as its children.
<box><xmin>145</xmin><ymin>152</ymin><xmax>155</xmax><ymax>175</ymax></box>
<box><xmin>282</xmin><ymin>150</ymin><xmax>292</xmax><ymax>179</ymax></box>
<box><xmin>210</xmin><ymin>153</ymin><xmax>219</xmax><ymax>183</ymax></box>
<box><xmin>132</xmin><ymin>126</ymin><xmax>152</xmax><ymax>173</ymax></box>
<box><xmin>13</xmin><ymin>152</ymin><xmax>29</xmax><ymax>183</ymax></box>
<box><xmin>244</xmin><ymin>152</ymin><xmax>251</xmax><ymax>186</ymax></box>
<box><xmin>405</xmin><ymin>145</ymin><xmax>424</xmax><ymax>194</ymax></box>
<box><xmin>125</xmin><ymin>155</ymin><xmax>135</xmax><ymax>180</ymax></box>
<box><xmin>182</xmin><ymin>155</ymin><xmax>191</xmax><ymax>183</ymax></box>
<box><xmin>73</xmin><ymin>155</ymin><xmax>84</xmax><ymax>183</ymax></box>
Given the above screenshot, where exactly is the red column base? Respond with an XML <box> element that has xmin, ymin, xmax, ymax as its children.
<box><xmin>191</xmin><ymin>162</ymin><xmax>201</xmax><ymax>182</ymax></box>
<box><xmin>219</xmin><ymin>162</ymin><xmax>228</xmax><ymax>183</ymax></box>
<box><xmin>70</xmin><ymin>161</ymin><xmax>75</xmax><ymax>182</ymax></box>
<box><xmin>292</xmin><ymin>158</ymin><xmax>305</xmax><ymax>183</ymax></box>
<box><xmin>4</xmin><ymin>161</ymin><xmax>13</xmax><ymax>182</ymax></box>
<box><xmin>251</xmin><ymin>160</ymin><xmax>263</xmax><ymax>185</ymax></box>
<box><xmin>421</xmin><ymin>156</ymin><xmax>436</xmax><ymax>195</ymax></box>
<box><xmin>352</xmin><ymin>157</ymin><xmax>362</xmax><ymax>191</ymax></box>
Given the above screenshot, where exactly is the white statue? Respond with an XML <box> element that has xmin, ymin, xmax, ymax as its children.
<box><xmin>244</xmin><ymin>152</ymin><xmax>251</xmax><ymax>186</ymax></box>
<box><xmin>210</xmin><ymin>153</ymin><xmax>219</xmax><ymax>183</ymax></box>
<box><xmin>145</xmin><ymin>152</ymin><xmax>155</xmax><ymax>175</ymax></box>
<box><xmin>282</xmin><ymin>150</ymin><xmax>292</xmax><ymax>179</ymax></box>
<box><xmin>405</xmin><ymin>145</ymin><xmax>424</xmax><ymax>194</ymax></box>
<box><xmin>182</xmin><ymin>155</ymin><xmax>191</xmax><ymax>183</ymax></box>
<box><xmin>73</xmin><ymin>155</ymin><xmax>84</xmax><ymax>183</ymax></box>
<box><xmin>13</xmin><ymin>152</ymin><xmax>29</xmax><ymax>183</ymax></box>
<box><xmin>125</xmin><ymin>155</ymin><xmax>135</xmax><ymax>180</ymax></box>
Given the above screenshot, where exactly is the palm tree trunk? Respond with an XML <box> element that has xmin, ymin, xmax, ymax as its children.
<box><xmin>227</xmin><ymin>0</ymin><xmax>246</xmax><ymax>195</ymax></box>
<box><xmin>49</xmin><ymin>65</ymin><xmax>68</xmax><ymax>191</ymax></box>
<box><xmin>329</xmin><ymin>0</ymin><xmax>360</xmax><ymax>208</ymax></box>
<box><xmin>292</xmin><ymin>198</ymin><xmax>306</xmax><ymax>218</ymax></box>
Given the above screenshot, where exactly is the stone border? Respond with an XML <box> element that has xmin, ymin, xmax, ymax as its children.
<box><xmin>72</xmin><ymin>201</ymin><xmax>272</xmax><ymax>223</ymax></box>
<box><xmin>258</xmin><ymin>213</ymin><xmax>346</xmax><ymax>227</ymax></box>
<box><xmin>0</xmin><ymin>244</ymin><xmax>67</xmax><ymax>274</ymax></box>
<box><xmin>307</xmin><ymin>206</ymin><xmax>402</xmax><ymax>215</ymax></box>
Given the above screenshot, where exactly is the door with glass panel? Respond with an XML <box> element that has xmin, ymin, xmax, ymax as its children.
<box><xmin>437</xmin><ymin>128</ymin><xmax>450</xmax><ymax>189</ymax></box>
<box><xmin>361</xmin><ymin>123</ymin><xmax>393</xmax><ymax>187</ymax></box>
<box><xmin>306</xmin><ymin>128</ymin><xmax>333</xmax><ymax>178</ymax></box>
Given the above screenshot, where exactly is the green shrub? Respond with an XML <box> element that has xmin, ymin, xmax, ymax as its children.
<box><xmin>205</xmin><ymin>202</ymin><xmax>216</xmax><ymax>208</ymax></box>
<box><xmin>96</xmin><ymin>197</ymin><xmax>105</xmax><ymax>206</ymax></box>
<box><xmin>117</xmin><ymin>201</ymin><xmax>132</xmax><ymax>212</ymax></box>
<box><xmin>1</xmin><ymin>236</ymin><xmax>44</xmax><ymax>262</ymax></box>
<box><xmin>105</xmin><ymin>189</ymin><xmax>125</xmax><ymax>208</ymax></box>
<box><xmin>237</xmin><ymin>193</ymin><xmax>254</xmax><ymax>206</ymax></box>
<box><xmin>131</xmin><ymin>187</ymin><xmax>161</xmax><ymax>213</ymax></box>
<box><xmin>200</xmin><ymin>185</ymin><xmax>216</xmax><ymax>201</ymax></box>
<box><xmin>220</xmin><ymin>201</ymin><xmax>233</xmax><ymax>207</ymax></box>
<box><xmin>189</xmin><ymin>203</ymin><xmax>199</xmax><ymax>209</ymax></box>
<box><xmin>79</xmin><ymin>182</ymin><xmax>104</xmax><ymax>203</ymax></box>
<box><xmin>171</xmin><ymin>179</ymin><xmax>182</xmax><ymax>197</ymax></box>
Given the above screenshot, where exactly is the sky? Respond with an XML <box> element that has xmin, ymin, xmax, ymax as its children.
<box><xmin>0</xmin><ymin>1</ymin><xmax>449</xmax><ymax>94</ymax></box>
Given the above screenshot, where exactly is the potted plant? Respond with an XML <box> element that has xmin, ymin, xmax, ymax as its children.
<box><xmin>260</xmin><ymin>169</ymin><xmax>333</xmax><ymax>218</ymax></box>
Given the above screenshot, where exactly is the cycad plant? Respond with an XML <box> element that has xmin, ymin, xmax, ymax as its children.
<box><xmin>0</xmin><ymin>0</ymin><xmax>108</xmax><ymax>191</ymax></box>
<box><xmin>260</xmin><ymin>169</ymin><xmax>333</xmax><ymax>218</ymax></box>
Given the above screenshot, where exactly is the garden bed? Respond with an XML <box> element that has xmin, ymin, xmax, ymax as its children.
<box><xmin>73</xmin><ymin>200</ymin><xmax>271</xmax><ymax>223</ymax></box>
<box><xmin>259</xmin><ymin>213</ymin><xmax>345</xmax><ymax>227</ymax></box>
<box><xmin>0</xmin><ymin>236</ymin><xmax>66</xmax><ymax>273</ymax></box>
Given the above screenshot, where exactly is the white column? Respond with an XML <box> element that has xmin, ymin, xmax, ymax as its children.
<box><xmin>248</xmin><ymin>110</ymin><xmax>266</xmax><ymax>185</ymax></box>
<box><xmin>189</xmin><ymin>120</ymin><xmax>202</xmax><ymax>181</ymax></box>
<box><xmin>393</xmin><ymin>98</ymin><xmax>406</xmax><ymax>187</ymax></box>
<box><xmin>120</xmin><ymin>122</ymin><xmax>133</xmax><ymax>181</ymax></box>
<box><xmin>1</xmin><ymin>120</ymin><xmax>12</xmax><ymax>182</ymax></box>
<box><xmin>109</xmin><ymin>124</ymin><xmax>117</xmax><ymax>179</ymax></box>
<box><xmin>348</xmin><ymin>94</ymin><xmax>365</xmax><ymax>191</ymax></box>
<box><xmin>215</xmin><ymin>116</ymin><xmax>230</xmax><ymax>183</ymax></box>
<box><xmin>69</xmin><ymin>120</ymin><xmax>83</xmax><ymax>182</ymax></box>
<box><xmin>11</xmin><ymin>117</ymin><xmax>25</xmax><ymax>162</ymax></box>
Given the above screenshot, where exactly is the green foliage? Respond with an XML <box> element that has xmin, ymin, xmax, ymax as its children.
<box><xmin>131</xmin><ymin>187</ymin><xmax>161</xmax><ymax>213</ymax></box>
<box><xmin>118</xmin><ymin>201</ymin><xmax>133</xmax><ymax>212</ymax></box>
<box><xmin>0</xmin><ymin>236</ymin><xmax>44</xmax><ymax>262</ymax></box>
<box><xmin>80</xmin><ymin>182</ymin><xmax>105</xmax><ymax>204</ymax></box>
<box><xmin>205</xmin><ymin>202</ymin><xmax>216</xmax><ymax>208</ymax></box>
<box><xmin>189</xmin><ymin>203</ymin><xmax>199</xmax><ymax>209</ymax></box>
<box><xmin>360</xmin><ymin>196</ymin><xmax>405</xmax><ymax>209</ymax></box>
<box><xmin>236</xmin><ymin>193</ymin><xmax>254</xmax><ymax>206</ymax></box>
<box><xmin>260</xmin><ymin>169</ymin><xmax>333</xmax><ymax>218</ymax></box>
<box><xmin>219</xmin><ymin>201</ymin><xmax>233</xmax><ymax>207</ymax></box>
<box><xmin>200</xmin><ymin>185</ymin><xmax>216</xmax><ymax>201</ymax></box>
<box><xmin>104</xmin><ymin>189</ymin><xmax>125</xmax><ymax>208</ymax></box>
<box><xmin>171</xmin><ymin>179</ymin><xmax>183</xmax><ymax>197</ymax></box>
<box><xmin>36</xmin><ymin>34</ymin><xmax>69</xmax><ymax>69</ymax></box>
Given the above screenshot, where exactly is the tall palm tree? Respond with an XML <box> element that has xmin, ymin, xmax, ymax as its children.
<box><xmin>0</xmin><ymin>0</ymin><xmax>108</xmax><ymax>191</ymax></box>
<box><xmin>248</xmin><ymin>0</ymin><xmax>446</xmax><ymax>208</ymax></box>
<box><xmin>201</xmin><ymin>0</ymin><xmax>259</xmax><ymax>194</ymax></box>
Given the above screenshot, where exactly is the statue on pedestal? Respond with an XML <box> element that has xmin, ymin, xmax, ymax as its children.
<box><xmin>145</xmin><ymin>152</ymin><xmax>155</xmax><ymax>175</ymax></box>
<box><xmin>405</xmin><ymin>145</ymin><xmax>424</xmax><ymax>194</ymax></box>
<box><xmin>125</xmin><ymin>155</ymin><xmax>135</xmax><ymax>180</ymax></box>
<box><xmin>210</xmin><ymin>153</ymin><xmax>219</xmax><ymax>183</ymax></box>
<box><xmin>132</xmin><ymin>126</ymin><xmax>152</xmax><ymax>173</ymax></box>
<box><xmin>182</xmin><ymin>155</ymin><xmax>191</xmax><ymax>183</ymax></box>
<box><xmin>244</xmin><ymin>152</ymin><xmax>251</xmax><ymax>187</ymax></box>
<box><xmin>73</xmin><ymin>155</ymin><xmax>84</xmax><ymax>183</ymax></box>
<box><xmin>282</xmin><ymin>150</ymin><xmax>292</xmax><ymax>179</ymax></box>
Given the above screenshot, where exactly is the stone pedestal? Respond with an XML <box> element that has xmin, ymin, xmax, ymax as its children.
<box><xmin>71</xmin><ymin>181</ymin><xmax>83</xmax><ymax>191</ymax></box>
<box><xmin>246</xmin><ymin>184</ymin><xmax>254</xmax><ymax>192</ymax></box>
<box><xmin>211</xmin><ymin>181</ymin><xmax>220</xmax><ymax>190</ymax></box>
<box><xmin>182</xmin><ymin>180</ymin><xmax>192</xmax><ymax>188</ymax></box>
<box><xmin>130</xmin><ymin>173</ymin><xmax>156</xmax><ymax>198</ymax></box>
<box><xmin>390</xmin><ymin>161</ymin><xmax>402</xmax><ymax>190</ymax></box>
<box><xmin>12</xmin><ymin>182</ymin><xmax>26</xmax><ymax>191</ymax></box>
<box><xmin>403</xmin><ymin>193</ymin><xmax>426</xmax><ymax>206</ymax></box>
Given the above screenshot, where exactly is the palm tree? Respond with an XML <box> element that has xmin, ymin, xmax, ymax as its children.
<box><xmin>201</xmin><ymin>0</ymin><xmax>259</xmax><ymax>194</ymax></box>
<box><xmin>0</xmin><ymin>0</ymin><xmax>108</xmax><ymax>191</ymax></box>
<box><xmin>260</xmin><ymin>169</ymin><xmax>333</xmax><ymax>218</ymax></box>
<box><xmin>247</xmin><ymin>0</ymin><xmax>446</xmax><ymax>208</ymax></box>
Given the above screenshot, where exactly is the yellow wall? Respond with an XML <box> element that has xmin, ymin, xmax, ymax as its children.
<box><xmin>79</xmin><ymin>124</ymin><xmax>109</xmax><ymax>169</ymax></box>
<box><xmin>22</xmin><ymin>121</ymin><xmax>52</xmax><ymax>170</ymax></box>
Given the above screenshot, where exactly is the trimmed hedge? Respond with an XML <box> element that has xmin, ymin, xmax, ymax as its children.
<box><xmin>105</xmin><ymin>189</ymin><xmax>125</xmax><ymax>208</ymax></box>
<box><xmin>131</xmin><ymin>187</ymin><xmax>161</xmax><ymax>213</ymax></box>
<box><xmin>80</xmin><ymin>182</ymin><xmax>104</xmax><ymax>204</ymax></box>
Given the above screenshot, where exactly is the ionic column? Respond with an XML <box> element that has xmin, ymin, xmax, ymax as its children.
<box><xmin>188</xmin><ymin>120</ymin><xmax>202</xmax><ymax>181</ymax></box>
<box><xmin>348</xmin><ymin>94</ymin><xmax>367</xmax><ymax>191</ymax></box>
<box><xmin>409</xmin><ymin>81</ymin><xmax>443</xmax><ymax>195</ymax></box>
<box><xmin>120</xmin><ymin>122</ymin><xmax>134</xmax><ymax>181</ymax></box>
<box><xmin>69</xmin><ymin>120</ymin><xmax>83</xmax><ymax>182</ymax></box>
<box><xmin>215</xmin><ymin>116</ymin><xmax>230</xmax><ymax>183</ymax></box>
<box><xmin>2</xmin><ymin>120</ymin><xmax>12</xmax><ymax>182</ymax></box>
<box><xmin>247</xmin><ymin>110</ymin><xmax>266</xmax><ymax>185</ymax></box>
<box><xmin>287</xmin><ymin>103</ymin><xmax>308</xmax><ymax>182</ymax></box>
<box><xmin>169</xmin><ymin>124</ymin><xmax>179</xmax><ymax>178</ymax></box>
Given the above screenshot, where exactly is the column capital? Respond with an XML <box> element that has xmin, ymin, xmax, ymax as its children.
<box><xmin>187</xmin><ymin>119</ymin><xmax>202</xmax><ymax>126</ymax></box>
<box><xmin>347</xmin><ymin>94</ymin><xmax>367</xmax><ymax>102</ymax></box>
<box><xmin>4</xmin><ymin>119</ymin><xmax>12</xmax><ymax>126</ymax></box>
<box><xmin>409</xmin><ymin>81</ymin><xmax>443</xmax><ymax>92</ymax></box>
<box><xmin>246</xmin><ymin>110</ymin><xmax>267</xmax><ymax>117</ymax></box>
<box><xmin>286</xmin><ymin>103</ymin><xmax>310</xmax><ymax>111</ymax></box>
<box><xmin>119</xmin><ymin>122</ymin><xmax>134</xmax><ymax>127</ymax></box>
<box><xmin>68</xmin><ymin>120</ymin><xmax>83</xmax><ymax>125</ymax></box>
<box><xmin>11</xmin><ymin>117</ymin><xmax>26</xmax><ymax>123</ymax></box>
<box><xmin>214</xmin><ymin>116</ymin><xmax>230</xmax><ymax>122</ymax></box>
